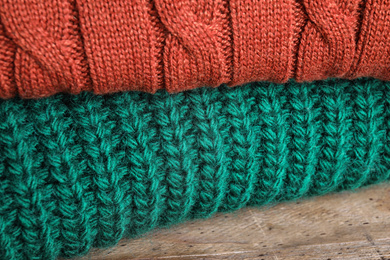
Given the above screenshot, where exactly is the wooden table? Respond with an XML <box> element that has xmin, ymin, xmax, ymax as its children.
<box><xmin>78</xmin><ymin>183</ymin><xmax>390</xmax><ymax>259</ymax></box>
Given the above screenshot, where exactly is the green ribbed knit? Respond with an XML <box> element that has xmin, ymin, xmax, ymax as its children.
<box><xmin>0</xmin><ymin>78</ymin><xmax>389</xmax><ymax>259</ymax></box>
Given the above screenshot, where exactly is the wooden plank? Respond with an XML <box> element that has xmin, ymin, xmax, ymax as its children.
<box><xmin>78</xmin><ymin>183</ymin><xmax>390</xmax><ymax>260</ymax></box>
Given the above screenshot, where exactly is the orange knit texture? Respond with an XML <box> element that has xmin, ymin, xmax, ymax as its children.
<box><xmin>0</xmin><ymin>0</ymin><xmax>389</xmax><ymax>99</ymax></box>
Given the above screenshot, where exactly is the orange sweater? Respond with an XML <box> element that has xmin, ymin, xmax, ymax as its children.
<box><xmin>0</xmin><ymin>0</ymin><xmax>389</xmax><ymax>99</ymax></box>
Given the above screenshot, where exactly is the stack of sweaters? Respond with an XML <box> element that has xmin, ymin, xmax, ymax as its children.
<box><xmin>0</xmin><ymin>1</ymin><xmax>390</xmax><ymax>259</ymax></box>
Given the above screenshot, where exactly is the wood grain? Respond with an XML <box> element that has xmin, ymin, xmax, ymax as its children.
<box><xmin>77</xmin><ymin>183</ymin><xmax>390</xmax><ymax>260</ymax></box>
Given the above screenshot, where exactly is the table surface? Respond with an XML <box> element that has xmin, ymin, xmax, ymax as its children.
<box><xmin>77</xmin><ymin>183</ymin><xmax>390</xmax><ymax>260</ymax></box>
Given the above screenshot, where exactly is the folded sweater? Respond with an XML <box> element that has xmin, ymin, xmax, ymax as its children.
<box><xmin>1</xmin><ymin>0</ymin><xmax>390</xmax><ymax>98</ymax></box>
<box><xmin>1</xmin><ymin>78</ymin><xmax>390</xmax><ymax>259</ymax></box>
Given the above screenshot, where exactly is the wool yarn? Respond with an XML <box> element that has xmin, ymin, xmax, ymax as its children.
<box><xmin>0</xmin><ymin>78</ymin><xmax>390</xmax><ymax>259</ymax></box>
<box><xmin>1</xmin><ymin>0</ymin><xmax>390</xmax><ymax>98</ymax></box>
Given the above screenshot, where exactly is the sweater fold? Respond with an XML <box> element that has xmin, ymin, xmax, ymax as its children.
<box><xmin>1</xmin><ymin>78</ymin><xmax>390</xmax><ymax>259</ymax></box>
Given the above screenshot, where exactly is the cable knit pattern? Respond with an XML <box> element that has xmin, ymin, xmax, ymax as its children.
<box><xmin>0</xmin><ymin>78</ymin><xmax>390</xmax><ymax>259</ymax></box>
<box><xmin>1</xmin><ymin>0</ymin><xmax>390</xmax><ymax>98</ymax></box>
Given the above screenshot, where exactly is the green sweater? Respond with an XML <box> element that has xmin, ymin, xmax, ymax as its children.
<box><xmin>1</xmin><ymin>78</ymin><xmax>389</xmax><ymax>259</ymax></box>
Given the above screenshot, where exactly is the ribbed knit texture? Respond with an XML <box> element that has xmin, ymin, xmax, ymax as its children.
<box><xmin>0</xmin><ymin>78</ymin><xmax>390</xmax><ymax>259</ymax></box>
<box><xmin>1</xmin><ymin>0</ymin><xmax>390</xmax><ymax>98</ymax></box>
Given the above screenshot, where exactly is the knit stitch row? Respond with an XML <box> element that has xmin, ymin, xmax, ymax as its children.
<box><xmin>1</xmin><ymin>0</ymin><xmax>390</xmax><ymax>98</ymax></box>
<box><xmin>0</xmin><ymin>78</ymin><xmax>389</xmax><ymax>259</ymax></box>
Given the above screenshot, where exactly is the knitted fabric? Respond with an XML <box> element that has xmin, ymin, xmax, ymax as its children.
<box><xmin>1</xmin><ymin>78</ymin><xmax>390</xmax><ymax>259</ymax></box>
<box><xmin>1</xmin><ymin>0</ymin><xmax>390</xmax><ymax>99</ymax></box>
